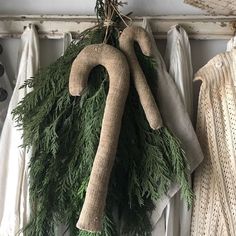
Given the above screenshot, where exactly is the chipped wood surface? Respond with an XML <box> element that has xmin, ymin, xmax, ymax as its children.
<box><xmin>185</xmin><ymin>0</ymin><xmax>236</xmax><ymax>15</ymax></box>
<box><xmin>0</xmin><ymin>14</ymin><xmax>236</xmax><ymax>40</ymax></box>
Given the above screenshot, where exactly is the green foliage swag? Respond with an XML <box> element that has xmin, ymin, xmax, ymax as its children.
<box><xmin>13</xmin><ymin>16</ymin><xmax>193</xmax><ymax>236</ymax></box>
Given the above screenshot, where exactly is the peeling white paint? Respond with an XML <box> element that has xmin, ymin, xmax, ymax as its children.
<box><xmin>0</xmin><ymin>14</ymin><xmax>236</xmax><ymax>40</ymax></box>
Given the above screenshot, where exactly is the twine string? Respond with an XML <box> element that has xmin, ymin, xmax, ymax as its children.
<box><xmin>102</xmin><ymin>0</ymin><xmax>132</xmax><ymax>43</ymax></box>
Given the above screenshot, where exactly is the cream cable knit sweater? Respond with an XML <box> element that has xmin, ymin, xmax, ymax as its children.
<box><xmin>191</xmin><ymin>49</ymin><xmax>236</xmax><ymax>236</ymax></box>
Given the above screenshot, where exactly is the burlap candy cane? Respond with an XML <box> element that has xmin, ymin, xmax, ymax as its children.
<box><xmin>119</xmin><ymin>25</ymin><xmax>163</xmax><ymax>130</ymax></box>
<box><xmin>69</xmin><ymin>43</ymin><xmax>130</xmax><ymax>232</ymax></box>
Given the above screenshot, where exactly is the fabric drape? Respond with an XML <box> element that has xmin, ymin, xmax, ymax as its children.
<box><xmin>0</xmin><ymin>25</ymin><xmax>39</xmax><ymax>236</ymax></box>
<box><xmin>164</xmin><ymin>25</ymin><xmax>194</xmax><ymax>236</ymax></box>
<box><xmin>191</xmin><ymin>48</ymin><xmax>236</xmax><ymax>236</ymax></box>
<box><xmin>142</xmin><ymin>19</ymin><xmax>203</xmax><ymax>236</ymax></box>
<box><xmin>227</xmin><ymin>36</ymin><xmax>236</xmax><ymax>52</ymax></box>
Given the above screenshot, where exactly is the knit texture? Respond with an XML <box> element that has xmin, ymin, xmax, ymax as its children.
<box><xmin>191</xmin><ymin>49</ymin><xmax>236</xmax><ymax>236</ymax></box>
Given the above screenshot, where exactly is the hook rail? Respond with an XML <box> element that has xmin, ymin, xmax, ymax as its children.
<box><xmin>0</xmin><ymin>14</ymin><xmax>236</xmax><ymax>40</ymax></box>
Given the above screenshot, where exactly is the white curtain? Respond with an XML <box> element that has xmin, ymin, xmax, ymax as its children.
<box><xmin>165</xmin><ymin>25</ymin><xmax>193</xmax><ymax>119</ymax></box>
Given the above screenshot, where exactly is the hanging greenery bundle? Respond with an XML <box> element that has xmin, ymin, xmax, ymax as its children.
<box><xmin>13</xmin><ymin>1</ymin><xmax>193</xmax><ymax>235</ymax></box>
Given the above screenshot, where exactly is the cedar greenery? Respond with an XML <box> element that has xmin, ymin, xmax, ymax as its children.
<box><xmin>13</xmin><ymin>1</ymin><xmax>193</xmax><ymax>235</ymax></box>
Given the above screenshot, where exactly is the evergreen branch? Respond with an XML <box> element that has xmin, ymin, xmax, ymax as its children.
<box><xmin>12</xmin><ymin>24</ymin><xmax>193</xmax><ymax>236</ymax></box>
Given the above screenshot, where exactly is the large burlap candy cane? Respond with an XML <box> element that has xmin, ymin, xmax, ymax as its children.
<box><xmin>69</xmin><ymin>43</ymin><xmax>130</xmax><ymax>232</ymax></box>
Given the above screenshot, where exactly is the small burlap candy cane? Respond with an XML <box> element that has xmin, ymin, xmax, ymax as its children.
<box><xmin>69</xmin><ymin>43</ymin><xmax>130</xmax><ymax>232</ymax></box>
<box><xmin>119</xmin><ymin>25</ymin><xmax>163</xmax><ymax>130</ymax></box>
<box><xmin>119</xmin><ymin>25</ymin><xmax>194</xmax><ymax>208</ymax></box>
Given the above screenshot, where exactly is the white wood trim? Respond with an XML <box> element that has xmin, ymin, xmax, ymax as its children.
<box><xmin>0</xmin><ymin>14</ymin><xmax>236</xmax><ymax>40</ymax></box>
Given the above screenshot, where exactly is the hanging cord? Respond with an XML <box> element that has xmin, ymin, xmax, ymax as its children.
<box><xmin>111</xmin><ymin>2</ymin><xmax>132</xmax><ymax>26</ymax></box>
<box><xmin>103</xmin><ymin>0</ymin><xmax>115</xmax><ymax>43</ymax></box>
<box><xmin>102</xmin><ymin>0</ymin><xmax>132</xmax><ymax>43</ymax></box>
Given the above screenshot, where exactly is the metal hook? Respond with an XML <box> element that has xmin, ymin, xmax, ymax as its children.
<box><xmin>176</xmin><ymin>24</ymin><xmax>181</xmax><ymax>32</ymax></box>
<box><xmin>23</xmin><ymin>23</ymin><xmax>39</xmax><ymax>31</ymax></box>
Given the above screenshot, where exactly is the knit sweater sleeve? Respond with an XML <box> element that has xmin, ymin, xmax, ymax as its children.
<box><xmin>191</xmin><ymin>49</ymin><xmax>236</xmax><ymax>235</ymax></box>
